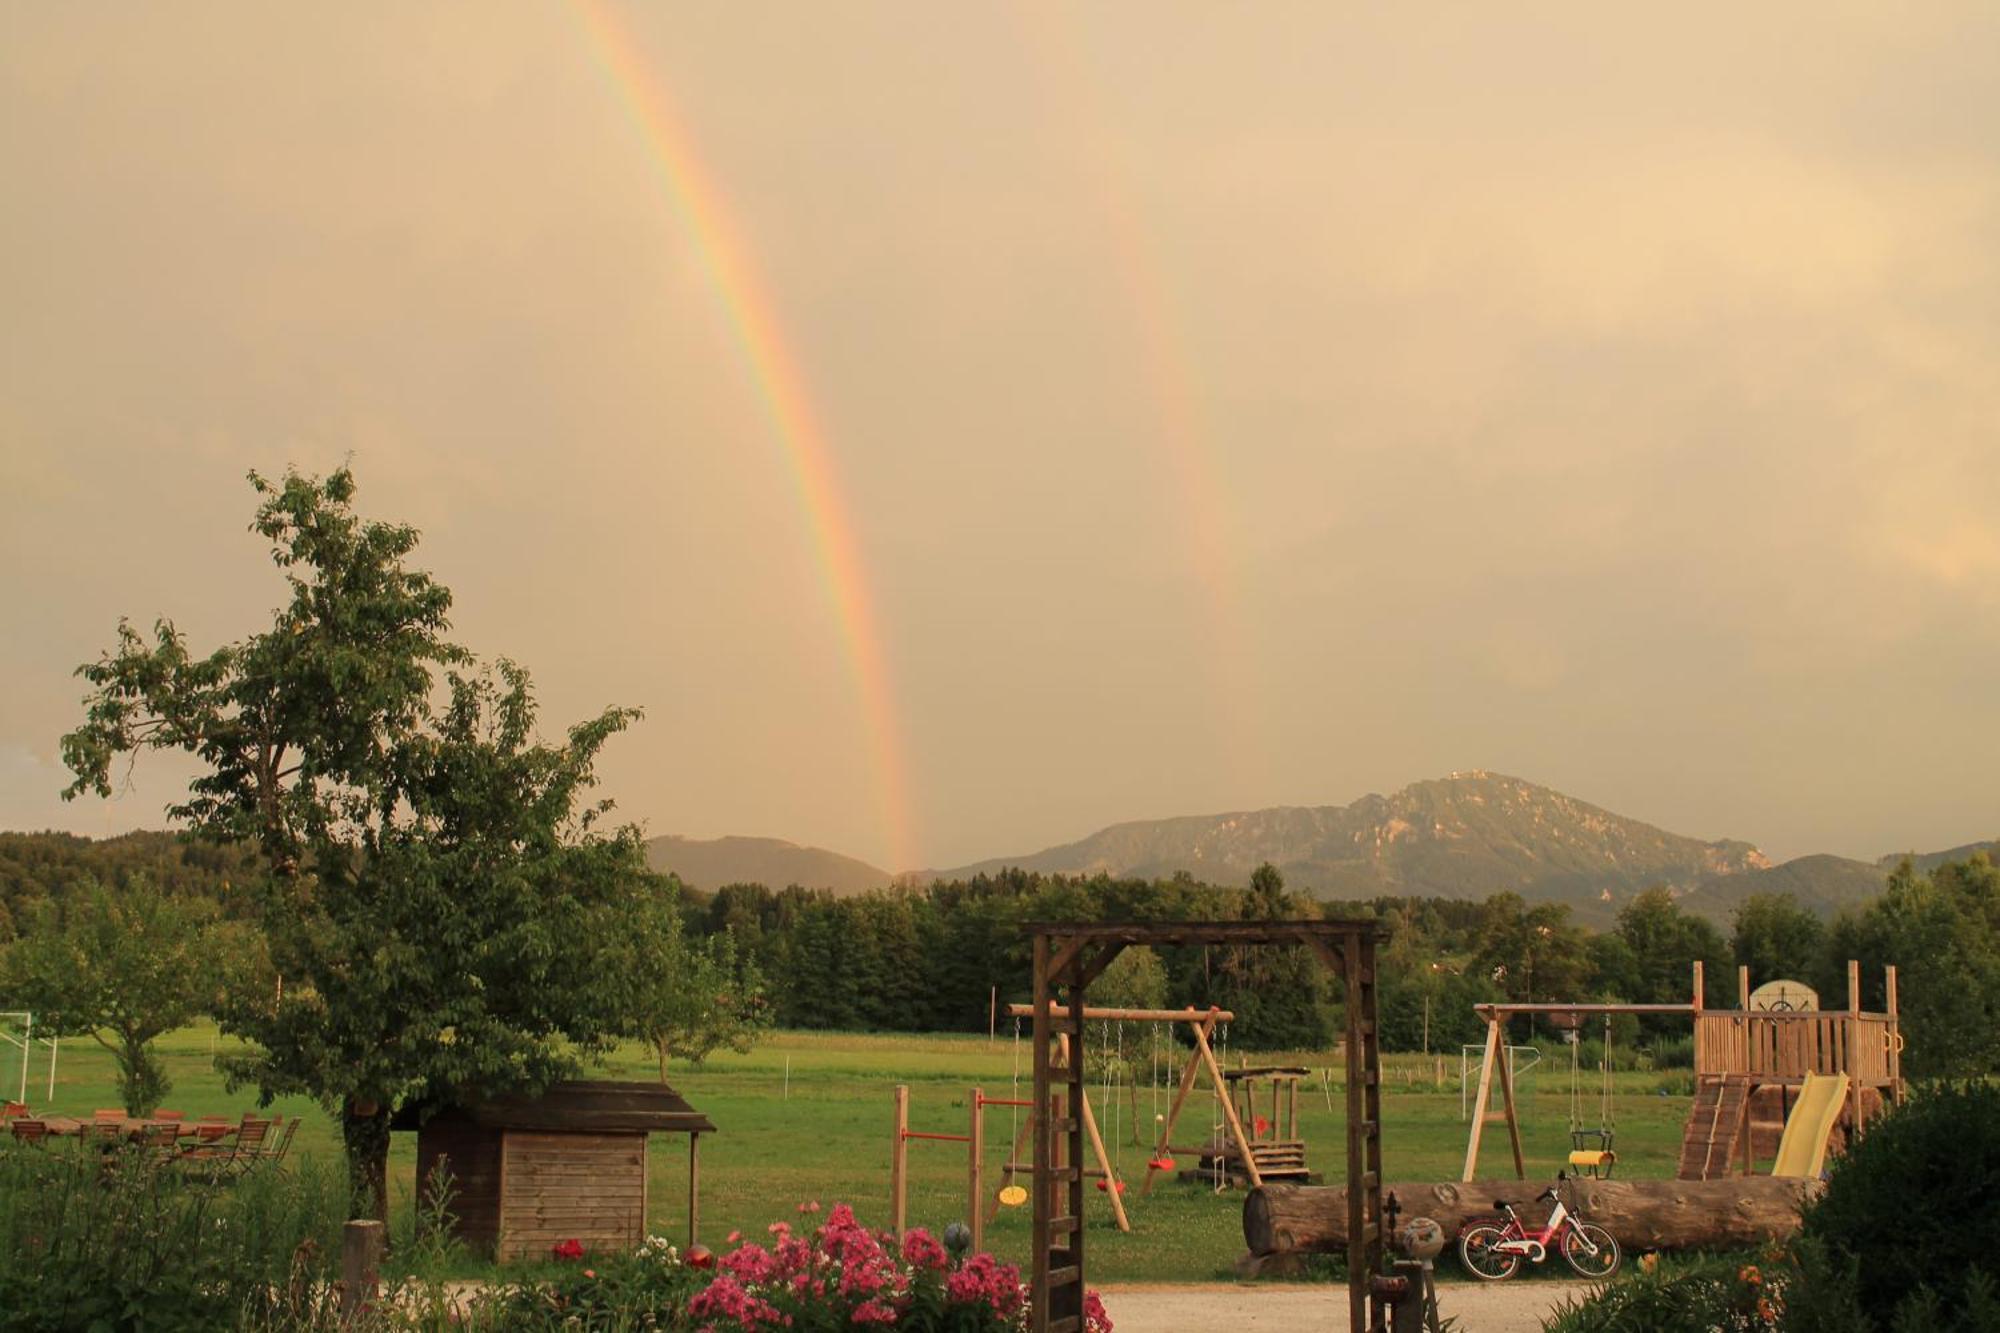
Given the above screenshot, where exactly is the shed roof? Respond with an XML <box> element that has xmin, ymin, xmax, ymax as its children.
<box><xmin>392</xmin><ymin>1080</ymin><xmax>716</xmax><ymax>1135</ymax></box>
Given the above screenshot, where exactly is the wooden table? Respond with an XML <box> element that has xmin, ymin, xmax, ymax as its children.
<box><xmin>39</xmin><ymin>1116</ymin><xmax>237</xmax><ymax>1142</ymax></box>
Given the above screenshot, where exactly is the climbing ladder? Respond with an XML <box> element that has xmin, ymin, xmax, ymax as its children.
<box><xmin>1676</xmin><ymin>1074</ymin><xmax>1750</xmax><ymax>1180</ymax></box>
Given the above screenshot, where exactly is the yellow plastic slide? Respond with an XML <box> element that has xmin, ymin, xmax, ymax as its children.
<box><xmin>1770</xmin><ymin>1071</ymin><xmax>1849</xmax><ymax>1179</ymax></box>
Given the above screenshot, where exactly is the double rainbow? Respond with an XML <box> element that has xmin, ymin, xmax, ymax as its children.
<box><xmin>574</xmin><ymin>1</ymin><xmax>918</xmax><ymax>872</ymax></box>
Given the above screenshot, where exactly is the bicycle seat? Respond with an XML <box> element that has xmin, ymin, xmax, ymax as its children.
<box><xmin>1493</xmin><ymin>1200</ymin><xmax>1514</xmax><ymax>1211</ymax></box>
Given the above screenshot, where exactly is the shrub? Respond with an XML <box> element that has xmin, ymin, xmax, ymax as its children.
<box><xmin>471</xmin><ymin>1202</ymin><xmax>1107</xmax><ymax>1332</ymax></box>
<box><xmin>1539</xmin><ymin>1254</ymin><xmax>1782</xmax><ymax>1333</ymax></box>
<box><xmin>1786</xmin><ymin>1081</ymin><xmax>2000</xmax><ymax>1331</ymax></box>
<box><xmin>0</xmin><ymin>1140</ymin><xmax>347</xmax><ymax>1332</ymax></box>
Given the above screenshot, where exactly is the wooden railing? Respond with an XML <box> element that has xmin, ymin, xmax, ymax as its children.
<box><xmin>1695</xmin><ymin>1011</ymin><xmax>1899</xmax><ymax>1086</ymax></box>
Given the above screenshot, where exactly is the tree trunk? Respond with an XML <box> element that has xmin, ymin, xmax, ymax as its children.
<box><xmin>1243</xmin><ymin>1177</ymin><xmax>1822</xmax><ymax>1258</ymax></box>
<box><xmin>342</xmin><ymin>1097</ymin><xmax>393</xmax><ymax>1224</ymax></box>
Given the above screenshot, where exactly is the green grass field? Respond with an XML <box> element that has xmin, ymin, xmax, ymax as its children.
<box><xmin>11</xmin><ymin>1025</ymin><xmax>1698</xmax><ymax>1283</ymax></box>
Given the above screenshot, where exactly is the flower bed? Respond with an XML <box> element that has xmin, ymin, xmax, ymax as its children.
<box><xmin>475</xmin><ymin>1202</ymin><xmax>1111</xmax><ymax>1332</ymax></box>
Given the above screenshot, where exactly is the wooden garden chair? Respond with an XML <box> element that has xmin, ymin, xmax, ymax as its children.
<box><xmin>138</xmin><ymin>1121</ymin><xmax>185</xmax><ymax>1166</ymax></box>
<box><xmin>8</xmin><ymin>1118</ymin><xmax>48</xmax><ymax>1145</ymax></box>
<box><xmin>225</xmin><ymin>1117</ymin><xmax>272</xmax><ymax>1174</ymax></box>
<box><xmin>262</xmin><ymin>1115</ymin><xmax>300</xmax><ymax>1164</ymax></box>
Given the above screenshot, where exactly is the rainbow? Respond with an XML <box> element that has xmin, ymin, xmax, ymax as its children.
<box><xmin>572</xmin><ymin>0</ymin><xmax>919</xmax><ymax>872</ymax></box>
<box><xmin>1008</xmin><ymin>2</ymin><xmax>1266</xmax><ymax>792</ymax></box>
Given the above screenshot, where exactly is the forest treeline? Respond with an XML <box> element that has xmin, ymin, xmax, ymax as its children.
<box><xmin>6</xmin><ymin>829</ymin><xmax>1996</xmax><ymax>1077</ymax></box>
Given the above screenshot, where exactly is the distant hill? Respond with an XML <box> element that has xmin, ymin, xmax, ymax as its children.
<box><xmin>642</xmin><ymin>834</ymin><xmax>891</xmax><ymax>896</ymax></box>
<box><xmin>1879</xmin><ymin>840</ymin><xmax>2000</xmax><ymax>875</ymax></box>
<box><xmin>1679</xmin><ymin>853</ymin><xmax>1891</xmax><ymax>920</ymax></box>
<box><xmin>931</xmin><ymin>772</ymin><xmax>1776</xmax><ymax>920</ymax></box>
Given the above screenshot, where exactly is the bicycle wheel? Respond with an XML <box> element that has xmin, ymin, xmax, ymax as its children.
<box><xmin>1561</xmin><ymin>1222</ymin><xmax>1621</xmax><ymax>1279</ymax></box>
<box><xmin>1458</xmin><ymin>1224</ymin><xmax>1521</xmax><ymax>1281</ymax></box>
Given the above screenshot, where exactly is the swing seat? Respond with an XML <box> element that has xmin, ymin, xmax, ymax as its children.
<box><xmin>997</xmin><ymin>1185</ymin><xmax>1028</xmax><ymax>1207</ymax></box>
<box><xmin>1147</xmin><ymin>1155</ymin><xmax>1175</xmax><ymax>1171</ymax></box>
<box><xmin>1568</xmin><ymin>1128</ymin><xmax>1616</xmax><ymax>1178</ymax></box>
<box><xmin>1094</xmin><ymin>1178</ymin><xmax>1128</xmax><ymax>1194</ymax></box>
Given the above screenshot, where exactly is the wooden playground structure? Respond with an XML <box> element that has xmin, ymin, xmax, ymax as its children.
<box><xmin>887</xmin><ymin>1004</ymin><xmax>1255</xmax><ymax>1251</ymax></box>
<box><xmin>1462</xmin><ymin>960</ymin><xmax>1904</xmax><ymax>1183</ymax></box>
<box><xmin>1021</xmin><ymin>919</ymin><xmax>1387</xmax><ymax>1333</ymax></box>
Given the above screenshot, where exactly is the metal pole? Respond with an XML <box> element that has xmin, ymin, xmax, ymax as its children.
<box><xmin>969</xmin><ymin>1086</ymin><xmax>985</xmax><ymax>1253</ymax></box>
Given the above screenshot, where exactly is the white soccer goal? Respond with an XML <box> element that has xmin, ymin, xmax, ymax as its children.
<box><xmin>0</xmin><ymin>1012</ymin><xmax>60</xmax><ymax>1107</ymax></box>
<box><xmin>1459</xmin><ymin>1043</ymin><xmax>1541</xmax><ymax>1120</ymax></box>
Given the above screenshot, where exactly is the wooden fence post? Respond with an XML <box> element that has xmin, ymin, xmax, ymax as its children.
<box><xmin>891</xmin><ymin>1084</ymin><xmax>910</xmax><ymax>1237</ymax></box>
<box><xmin>969</xmin><ymin>1086</ymin><xmax>985</xmax><ymax>1254</ymax></box>
<box><xmin>340</xmin><ymin>1219</ymin><xmax>384</xmax><ymax>1325</ymax></box>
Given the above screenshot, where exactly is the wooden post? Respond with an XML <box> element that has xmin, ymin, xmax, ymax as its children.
<box><xmin>689</xmin><ymin>1133</ymin><xmax>701</xmax><ymax>1245</ymax></box>
<box><xmin>891</xmin><ymin>1084</ymin><xmax>910</xmax><ymax>1237</ymax></box>
<box><xmin>1496</xmin><ymin>1039</ymin><xmax>1526</xmax><ymax>1180</ymax></box>
<box><xmin>1461</xmin><ymin>1016</ymin><xmax>1501</xmax><ymax>1182</ymax></box>
<box><xmin>969</xmin><ymin>1086</ymin><xmax>985</xmax><ymax>1253</ymax></box>
<box><xmin>1885</xmin><ymin>965</ymin><xmax>1903</xmax><ymax>1104</ymax></box>
<box><xmin>1030</xmin><ymin>934</ymin><xmax>1053</xmax><ymax>1333</ymax></box>
<box><xmin>1846</xmin><ymin>960</ymin><xmax>1864</xmax><ymax>1141</ymax></box>
<box><xmin>1739</xmin><ymin>965</ymin><xmax>1751</xmax><ymax>1011</ymax></box>
<box><xmin>1194</xmin><ymin>1020</ymin><xmax>1263</xmax><ymax>1188</ymax></box>
<box><xmin>339</xmin><ymin>1219</ymin><xmax>384</xmax><ymax>1325</ymax></box>
<box><xmin>1078</xmin><ymin>1083</ymin><xmax>1132</xmax><ymax>1230</ymax></box>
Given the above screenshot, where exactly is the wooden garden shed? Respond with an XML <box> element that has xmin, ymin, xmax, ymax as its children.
<box><xmin>396</xmin><ymin>1080</ymin><xmax>714</xmax><ymax>1262</ymax></box>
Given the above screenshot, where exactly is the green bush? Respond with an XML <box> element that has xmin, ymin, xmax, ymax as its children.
<box><xmin>1786</xmin><ymin>1081</ymin><xmax>2000</xmax><ymax>1331</ymax></box>
<box><xmin>0</xmin><ymin>1140</ymin><xmax>348</xmax><ymax>1332</ymax></box>
<box><xmin>1539</xmin><ymin>1253</ymin><xmax>1781</xmax><ymax>1332</ymax></box>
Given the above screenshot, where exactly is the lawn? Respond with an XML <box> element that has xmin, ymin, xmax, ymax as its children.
<box><xmin>13</xmin><ymin>1024</ymin><xmax>1697</xmax><ymax>1283</ymax></box>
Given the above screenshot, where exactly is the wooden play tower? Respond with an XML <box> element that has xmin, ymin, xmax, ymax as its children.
<box><xmin>1462</xmin><ymin>961</ymin><xmax>1903</xmax><ymax>1182</ymax></box>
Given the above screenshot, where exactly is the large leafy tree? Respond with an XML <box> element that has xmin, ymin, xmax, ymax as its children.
<box><xmin>620</xmin><ymin>889</ymin><xmax>770</xmax><ymax>1079</ymax></box>
<box><xmin>61</xmin><ymin>468</ymin><xmax>654</xmax><ymax>1217</ymax></box>
<box><xmin>1730</xmin><ymin>892</ymin><xmax>1825</xmax><ymax>988</ymax></box>
<box><xmin>1</xmin><ymin>878</ymin><xmax>252</xmax><ymax>1114</ymax></box>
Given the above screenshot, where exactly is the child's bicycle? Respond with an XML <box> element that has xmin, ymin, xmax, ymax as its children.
<box><xmin>1457</xmin><ymin>1172</ymin><xmax>1622</xmax><ymax>1281</ymax></box>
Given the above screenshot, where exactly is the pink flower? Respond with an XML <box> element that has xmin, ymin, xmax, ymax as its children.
<box><xmin>900</xmin><ymin>1228</ymin><xmax>949</xmax><ymax>1273</ymax></box>
<box><xmin>688</xmin><ymin>1274</ymin><xmax>786</xmax><ymax>1332</ymax></box>
<box><xmin>946</xmin><ymin>1254</ymin><xmax>1025</xmax><ymax>1318</ymax></box>
<box><xmin>721</xmin><ymin>1243</ymin><xmax>778</xmax><ymax>1285</ymax></box>
<box><xmin>852</xmin><ymin>1299</ymin><xmax>899</xmax><ymax>1325</ymax></box>
<box><xmin>550</xmin><ymin>1238</ymin><xmax>584</xmax><ymax>1262</ymax></box>
<box><xmin>1084</xmin><ymin>1289</ymin><xmax>1114</xmax><ymax>1332</ymax></box>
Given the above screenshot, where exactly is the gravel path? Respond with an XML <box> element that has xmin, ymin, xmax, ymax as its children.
<box><xmin>1096</xmin><ymin>1280</ymin><xmax>1592</xmax><ymax>1332</ymax></box>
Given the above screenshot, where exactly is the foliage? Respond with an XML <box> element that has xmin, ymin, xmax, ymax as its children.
<box><xmin>1730</xmin><ymin>894</ymin><xmax>1824</xmax><ymax>989</ymax></box>
<box><xmin>470</xmin><ymin>1205</ymin><xmax>1093</xmax><ymax>1332</ymax></box>
<box><xmin>1538</xmin><ymin>1253</ymin><xmax>1784</xmax><ymax>1333</ymax></box>
<box><xmin>1785</xmin><ymin>1080</ymin><xmax>2000</xmax><ymax>1329</ymax></box>
<box><xmin>0</xmin><ymin>1140</ymin><xmax>348</xmax><ymax>1332</ymax></box>
<box><xmin>1604</xmin><ymin>889</ymin><xmax>1730</xmax><ymax>1035</ymax></box>
<box><xmin>57</xmin><ymin>467</ymin><xmax>658</xmax><ymax>1219</ymax></box>
<box><xmin>1819</xmin><ymin>857</ymin><xmax>2000</xmax><ymax>1078</ymax></box>
<box><xmin>622</xmin><ymin>892</ymin><xmax>771</xmax><ymax>1078</ymax></box>
<box><xmin>0</xmin><ymin>877</ymin><xmax>254</xmax><ymax>1114</ymax></box>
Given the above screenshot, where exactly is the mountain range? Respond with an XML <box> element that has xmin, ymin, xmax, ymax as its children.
<box><xmin>644</xmin><ymin>772</ymin><xmax>1996</xmax><ymax>923</ymax></box>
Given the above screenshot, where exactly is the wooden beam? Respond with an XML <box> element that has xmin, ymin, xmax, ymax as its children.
<box><xmin>1461</xmin><ymin>1017</ymin><xmax>1501</xmax><ymax>1182</ymax></box>
<box><xmin>1474</xmin><ymin>1003</ymin><xmax>1698</xmax><ymax>1017</ymax></box>
<box><xmin>1739</xmin><ymin>965</ymin><xmax>1751</xmax><ymax>1011</ymax></box>
<box><xmin>891</xmin><ymin>1085</ymin><xmax>909</xmax><ymax>1236</ymax></box>
<box><xmin>688</xmin><ymin>1133</ymin><xmax>700</xmax><ymax>1246</ymax></box>
<box><xmin>1496</xmin><ymin>1037</ymin><xmax>1526</xmax><ymax>1180</ymax></box>
<box><xmin>1141</xmin><ymin>1015</ymin><xmax>1213</xmax><ymax>1198</ymax></box>
<box><xmin>1007</xmin><ymin>1004</ymin><xmax>1235</xmax><ymax>1024</ymax></box>
<box><xmin>1885</xmin><ymin>965</ymin><xmax>1903</xmax><ymax>1104</ymax></box>
<box><xmin>1071</xmin><ymin>942</ymin><xmax>1129</xmax><ymax>994</ymax></box>
<box><xmin>969</xmin><ymin>1086</ymin><xmax>985</xmax><ymax>1254</ymax></box>
<box><xmin>1030</xmin><ymin>933</ymin><xmax>1054</xmax><ymax>1333</ymax></box>
<box><xmin>1193</xmin><ymin>1020</ymin><xmax>1264</xmax><ymax>1189</ymax></box>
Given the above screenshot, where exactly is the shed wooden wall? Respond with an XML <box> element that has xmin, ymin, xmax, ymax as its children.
<box><xmin>496</xmin><ymin>1129</ymin><xmax>648</xmax><ymax>1262</ymax></box>
<box><xmin>416</xmin><ymin>1120</ymin><xmax>504</xmax><ymax>1256</ymax></box>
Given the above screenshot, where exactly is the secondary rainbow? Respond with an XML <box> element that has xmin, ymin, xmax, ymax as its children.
<box><xmin>573</xmin><ymin>0</ymin><xmax>918</xmax><ymax>872</ymax></box>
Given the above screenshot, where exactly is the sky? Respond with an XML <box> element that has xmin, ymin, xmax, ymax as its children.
<box><xmin>3</xmin><ymin>3</ymin><xmax>1997</xmax><ymax>874</ymax></box>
